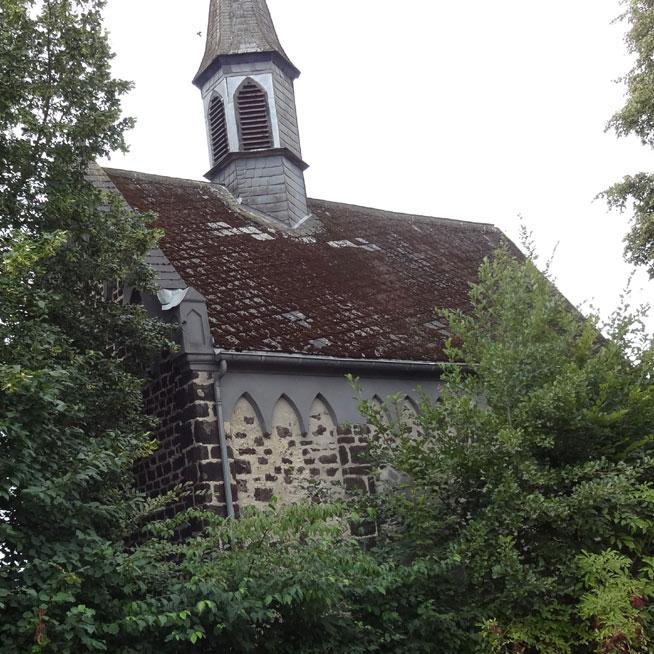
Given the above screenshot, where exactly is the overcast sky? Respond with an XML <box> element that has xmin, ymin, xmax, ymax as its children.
<box><xmin>99</xmin><ymin>0</ymin><xmax>652</xmax><ymax>329</ymax></box>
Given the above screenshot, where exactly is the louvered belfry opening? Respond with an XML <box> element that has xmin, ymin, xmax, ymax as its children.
<box><xmin>209</xmin><ymin>95</ymin><xmax>229</xmax><ymax>165</ymax></box>
<box><xmin>236</xmin><ymin>79</ymin><xmax>273</xmax><ymax>151</ymax></box>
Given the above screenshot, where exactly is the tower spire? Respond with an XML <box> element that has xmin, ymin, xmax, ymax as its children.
<box><xmin>194</xmin><ymin>0</ymin><xmax>309</xmax><ymax>228</ymax></box>
<box><xmin>194</xmin><ymin>0</ymin><xmax>299</xmax><ymax>88</ymax></box>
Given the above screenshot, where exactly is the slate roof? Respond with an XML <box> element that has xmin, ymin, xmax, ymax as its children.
<box><xmin>103</xmin><ymin>167</ymin><xmax>510</xmax><ymax>363</ymax></box>
<box><xmin>87</xmin><ymin>163</ymin><xmax>187</xmax><ymax>290</ymax></box>
<box><xmin>194</xmin><ymin>0</ymin><xmax>296</xmax><ymax>86</ymax></box>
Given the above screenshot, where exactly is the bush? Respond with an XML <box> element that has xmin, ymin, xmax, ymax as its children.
<box><xmin>358</xmin><ymin>247</ymin><xmax>654</xmax><ymax>653</ymax></box>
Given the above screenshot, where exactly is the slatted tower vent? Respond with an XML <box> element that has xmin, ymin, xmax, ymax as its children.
<box><xmin>236</xmin><ymin>79</ymin><xmax>273</xmax><ymax>151</ymax></box>
<box><xmin>209</xmin><ymin>95</ymin><xmax>229</xmax><ymax>165</ymax></box>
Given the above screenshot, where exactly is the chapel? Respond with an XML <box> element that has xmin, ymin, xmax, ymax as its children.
<box><xmin>92</xmin><ymin>0</ymin><xmax>512</xmax><ymax>517</ymax></box>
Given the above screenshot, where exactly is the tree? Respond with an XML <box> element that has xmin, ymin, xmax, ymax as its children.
<box><xmin>604</xmin><ymin>0</ymin><xmax>654</xmax><ymax>277</ymax></box>
<box><xmin>5</xmin><ymin>2</ymin><xmax>654</xmax><ymax>652</ymax></box>
<box><xmin>110</xmin><ymin>502</ymin><xmax>400</xmax><ymax>654</ymax></box>
<box><xmin>0</xmin><ymin>4</ymin><xmax>390</xmax><ymax>652</ymax></box>
<box><xmin>0</xmin><ymin>1</ymin><xmax>168</xmax><ymax>650</ymax></box>
<box><xmin>359</xmin><ymin>247</ymin><xmax>654</xmax><ymax>653</ymax></box>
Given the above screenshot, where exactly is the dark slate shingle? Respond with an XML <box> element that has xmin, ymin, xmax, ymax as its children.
<box><xmin>104</xmin><ymin>167</ymin><xmax>515</xmax><ymax>363</ymax></box>
<box><xmin>195</xmin><ymin>0</ymin><xmax>296</xmax><ymax>85</ymax></box>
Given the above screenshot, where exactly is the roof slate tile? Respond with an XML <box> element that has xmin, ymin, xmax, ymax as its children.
<box><xmin>104</xmin><ymin>167</ymin><xmax>512</xmax><ymax>362</ymax></box>
<box><xmin>194</xmin><ymin>0</ymin><xmax>295</xmax><ymax>84</ymax></box>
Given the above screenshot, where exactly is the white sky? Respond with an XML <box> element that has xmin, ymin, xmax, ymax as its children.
<box><xmin>100</xmin><ymin>0</ymin><xmax>653</xmax><ymax>329</ymax></box>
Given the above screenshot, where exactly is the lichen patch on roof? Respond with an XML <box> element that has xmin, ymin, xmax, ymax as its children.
<box><xmin>103</xmin><ymin>167</ymin><xmax>511</xmax><ymax>362</ymax></box>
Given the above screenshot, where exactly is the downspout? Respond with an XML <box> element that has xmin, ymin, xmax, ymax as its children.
<box><xmin>213</xmin><ymin>359</ymin><xmax>235</xmax><ymax>519</ymax></box>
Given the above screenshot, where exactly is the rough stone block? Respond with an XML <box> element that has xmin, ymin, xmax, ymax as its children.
<box><xmin>194</xmin><ymin>420</ymin><xmax>218</xmax><ymax>444</ymax></box>
<box><xmin>199</xmin><ymin>461</ymin><xmax>222</xmax><ymax>481</ymax></box>
<box><xmin>349</xmin><ymin>445</ymin><xmax>370</xmax><ymax>465</ymax></box>
<box><xmin>183</xmin><ymin>403</ymin><xmax>210</xmax><ymax>421</ymax></box>
<box><xmin>231</xmin><ymin>459</ymin><xmax>249</xmax><ymax>476</ymax></box>
<box><xmin>181</xmin><ymin>464</ymin><xmax>199</xmax><ymax>483</ymax></box>
<box><xmin>186</xmin><ymin>446</ymin><xmax>209</xmax><ymax>464</ymax></box>
<box><xmin>194</xmin><ymin>384</ymin><xmax>214</xmax><ymax>401</ymax></box>
<box><xmin>339</xmin><ymin>446</ymin><xmax>349</xmax><ymax>465</ymax></box>
<box><xmin>255</xmin><ymin>487</ymin><xmax>273</xmax><ymax>502</ymax></box>
<box><xmin>179</xmin><ymin>423</ymin><xmax>194</xmax><ymax>450</ymax></box>
<box><xmin>344</xmin><ymin>465</ymin><xmax>371</xmax><ymax>476</ymax></box>
<box><xmin>174</xmin><ymin>388</ymin><xmax>189</xmax><ymax>410</ymax></box>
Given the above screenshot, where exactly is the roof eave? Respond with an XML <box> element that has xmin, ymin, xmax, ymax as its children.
<box><xmin>193</xmin><ymin>51</ymin><xmax>301</xmax><ymax>89</ymax></box>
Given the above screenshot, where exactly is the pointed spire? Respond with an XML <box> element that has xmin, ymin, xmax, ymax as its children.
<box><xmin>194</xmin><ymin>0</ymin><xmax>299</xmax><ymax>87</ymax></box>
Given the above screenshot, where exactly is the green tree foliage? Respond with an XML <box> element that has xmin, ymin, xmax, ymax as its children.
<box><xmin>0</xmin><ymin>3</ymin><xmax>389</xmax><ymax>652</ymax></box>
<box><xmin>3</xmin><ymin>1</ymin><xmax>654</xmax><ymax>652</ymax></box>
<box><xmin>113</xmin><ymin>502</ymin><xmax>399</xmax><ymax>654</ymax></box>
<box><xmin>604</xmin><ymin>0</ymin><xmax>654</xmax><ymax>277</ymax></box>
<box><xmin>0</xmin><ymin>0</ymin><xmax>168</xmax><ymax>650</ymax></box>
<box><xmin>359</xmin><ymin>248</ymin><xmax>654</xmax><ymax>653</ymax></box>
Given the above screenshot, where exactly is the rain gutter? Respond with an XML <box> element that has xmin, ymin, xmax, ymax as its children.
<box><xmin>214</xmin><ymin>349</ymin><xmax>462</xmax><ymax>378</ymax></box>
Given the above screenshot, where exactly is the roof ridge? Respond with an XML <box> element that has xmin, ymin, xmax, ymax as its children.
<box><xmin>308</xmin><ymin>197</ymin><xmax>498</xmax><ymax>231</ymax></box>
<box><xmin>102</xmin><ymin>167</ymin><xmax>498</xmax><ymax>232</ymax></box>
<box><xmin>102</xmin><ymin>166</ymin><xmax>299</xmax><ymax>232</ymax></box>
<box><xmin>102</xmin><ymin>167</ymin><xmax>209</xmax><ymax>187</ymax></box>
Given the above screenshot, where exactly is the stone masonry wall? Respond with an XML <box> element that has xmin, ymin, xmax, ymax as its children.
<box><xmin>139</xmin><ymin>357</ymin><xmax>234</xmax><ymax>516</ymax></box>
<box><xmin>226</xmin><ymin>394</ymin><xmax>374</xmax><ymax>511</ymax></box>
<box><xmin>140</xmin><ymin>360</ymin><xmax>425</xmax><ymax>518</ymax></box>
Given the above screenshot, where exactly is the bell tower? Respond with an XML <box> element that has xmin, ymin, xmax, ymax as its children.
<box><xmin>194</xmin><ymin>0</ymin><xmax>309</xmax><ymax>227</ymax></box>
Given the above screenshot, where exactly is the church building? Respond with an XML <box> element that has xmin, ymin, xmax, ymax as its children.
<box><xmin>92</xmin><ymin>0</ymin><xmax>510</xmax><ymax>518</ymax></box>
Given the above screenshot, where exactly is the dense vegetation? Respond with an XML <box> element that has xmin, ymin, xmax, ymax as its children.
<box><xmin>1</xmin><ymin>1</ymin><xmax>653</xmax><ymax>652</ymax></box>
<box><xmin>604</xmin><ymin>0</ymin><xmax>654</xmax><ymax>277</ymax></box>
<box><xmin>358</xmin><ymin>247</ymin><xmax>654</xmax><ymax>653</ymax></box>
<box><xmin>0</xmin><ymin>0</ymin><xmax>168</xmax><ymax>650</ymax></box>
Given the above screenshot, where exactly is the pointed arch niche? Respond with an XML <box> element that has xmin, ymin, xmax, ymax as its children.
<box><xmin>235</xmin><ymin>78</ymin><xmax>273</xmax><ymax>151</ymax></box>
<box><xmin>368</xmin><ymin>395</ymin><xmax>390</xmax><ymax>436</ymax></box>
<box><xmin>368</xmin><ymin>395</ymin><xmax>409</xmax><ymax>488</ymax></box>
<box><xmin>268</xmin><ymin>396</ymin><xmax>307</xmax><ymax>505</ymax></box>
<box><xmin>402</xmin><ymin>396</ymin><xmax>422</xmax><ymax>438</ymax></box>
<box><xmin>308</xmin><ymin>395</ymin><xmax>343</xmax><ymax>492</ymax></box>
<box><xmin>229</xmin><ymin>393</ymin><xmax>312</xmax><ymax>509</ymax></box>
<box><xmin>228</xmin><ymin>394</ymin><xmax>265</xmax><ymax>509</ymax></box>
